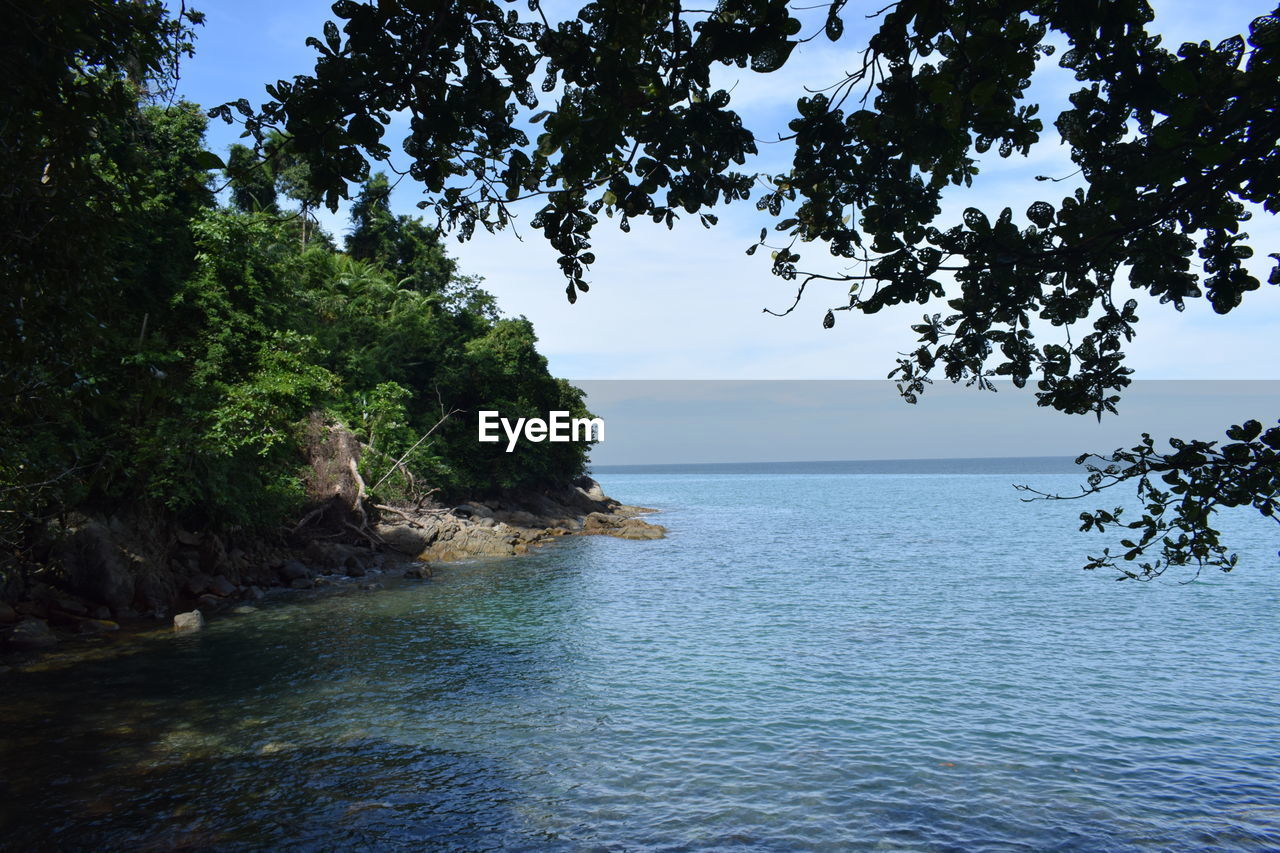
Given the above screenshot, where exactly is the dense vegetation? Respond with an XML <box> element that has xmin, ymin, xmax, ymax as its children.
<box><xmin>224</xmin><ymin>0</ymin><xmax>1279</xmax><ymax>579</ymax></box>
<box><xmin>0</xmin><ymin>3</ymin><xmax>593</xmax><ymax>595</ymax></box>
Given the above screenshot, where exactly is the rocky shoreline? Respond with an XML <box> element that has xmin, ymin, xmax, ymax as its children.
<box><xmin>0</xmin><ymin>477</ymin><xmax>664</xmax><ymax>664</ymax></box>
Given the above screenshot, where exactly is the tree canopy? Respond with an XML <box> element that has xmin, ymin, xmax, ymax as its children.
<box><xmin>217</xmin><ymin>0</ymin><xmax>1280</xmax><ymax>579</ymax></box>
<box><xmin>0</xmin><ymin>1</ymin><xmax>596</xmax><ymax>596</ymax></box>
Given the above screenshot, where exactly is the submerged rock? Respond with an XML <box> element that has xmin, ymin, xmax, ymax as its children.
<box><xmin>402</xmin><ymin>566</ymin><xmax>431</xmax><ymax>580</ymax></box>
<box><xmin>173</xmin><ymin>610</ymin><xmax>203</xmax><ymax>634</ymax></box>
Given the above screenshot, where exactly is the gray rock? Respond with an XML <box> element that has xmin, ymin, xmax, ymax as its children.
<box><xmin>0</xmin><ymin>601</ymin><xmax>17</xmax><ymax>624</ymax></box>
<box><xmin>280</xmin><ymin>561</ymin><xmax>311</xmax><ymax>581</ymax></box>
<box><xmin>62</xmin><ymin>521</ymin><xmax>135</xmax><ymax>610</ymax></box>
<box><xmin>8</xmin><ymin>618</ymin><xmax>57</xmax><ymax>649</ymax></box>
<box><xmin>241</xmin><ymin>586</ymin><xmax>264</xmax><ymax>601</ymax></box>
<box><xmin>172</xmin><ymin>610</ymin><xmax>203</xmax><ymax>634</ymax></box>
<box><xmin>197</xmin><ymin>594</ymin><xmax>227</xmax><ymax>611</ymax></box>
<box><xmin>375</xmin><ymin>521</ymin><xmax>436</xmax><ymax>556</ymax></box>
<box><xmin>54</xmin><ymin>598</ymin><xmax>88</xmax><ymax>616</ymax></box>
<box><xmin>402</xmin><ymin>566</ymin><xmax>431</xmax><ymax>580</ymax></box>
<box><xmin>474</xmin><ymin>516</ymin><xmax>497</xmax><ymax>528</ymax></box>
<box><xmin>91</xmin><ymin>606</ymin><xmax>112</xmax><ymax>620</ymax></box>
<box><xmin>345</xmin><ymin>562</ymin><xmax>367</xmax><ymax>578</ymax></box>
<box><xmin>77</xmin><ymin>618</ymin><xmax>119</xmax><ymax>634</ymax></box>
<box><xmin>186</xmin><ymin>572</ymin><xmax>213</xmax><ymax>596</ymax></box>
<box><xmin>209</xmin><ymin>575</ymin><xmax>237</xmax><ymax>597</ymax></box>
<box><xmin>359</xmin><ymin>582</ymin><xmax>384</xmax><ymax>591</ymax></box>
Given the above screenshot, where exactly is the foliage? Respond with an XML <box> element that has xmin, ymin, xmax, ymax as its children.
<box><xmin>1018</xmin><ymin>420</ymin><xmax>1280</xmax><ymax>579</ymax></box>
<box><xmin>0</xmin><ymin>2</ymin><xmax>595</xmax><ymax>565</ymax></box>
<box><xmin>219</xmin><ymin>0</ymin><xmax>1279</xmax><ymax>577</ymax></box>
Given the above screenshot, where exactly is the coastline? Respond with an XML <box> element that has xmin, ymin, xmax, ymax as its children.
<box><xmin>0</xmin><ymin>477</ymin><xmax>664</xmax><ymax>670</ymax></box>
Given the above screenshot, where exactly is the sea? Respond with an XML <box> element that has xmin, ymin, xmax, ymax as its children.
<box><xmin>1</xmin><ymin>457</ymin><xmax>1278</xmax><ymax>850</ymax></box>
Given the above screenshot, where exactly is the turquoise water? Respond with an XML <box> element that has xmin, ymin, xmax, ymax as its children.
<box><xmin>2</xmin><ymin>466</ymin><xmax>1279</xmax><ymax>850</ymax></box>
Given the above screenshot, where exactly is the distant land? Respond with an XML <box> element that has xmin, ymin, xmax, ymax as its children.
<box><xmin>591</xmin><ymin>455</ymin><xmax>1081</xmax><ymax>476</ymax></box>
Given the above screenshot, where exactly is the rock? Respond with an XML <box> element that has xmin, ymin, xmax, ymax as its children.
<box><xmin>175</xmin><ymin>528</ymin><xmax>201</xmax><ymax>547</ymax></box>
<box><xmin>577</xmin><ymin>477</ymin><xmax>607</xmax><ymax>502</ymax></box>
<box><xmin>455</xmin><ymin>503</ymin><xmax>493</xmax><ymax>519</ymax></box>
<box><xmin>173</xmin><ymin>551</ymin><xmax>201</xmax><ymax>574</ymax></box>
<box><xmin>54</xmin><ymin>598</ymin><xmax>88</xmax><ymax>616</ymax></box>
<box><xmin>474</xmin><ymin>516</ymin><xmax>497</xmax><ymax>528</ymax></box>
<box><xmin>198</xmin><ymin>534</ymin><xmax>231</xmax><ymax>579</ymax></box>
<box><xmin>15</xmin><ymin>601</ymin><xmax>47</xmax><ymax>619</ymax></box>
<box><xmin>241</xmin><ymin>586</ymin><xmax>264</xmax><ymax>601</ymax></box>
<box><xmin>616</xmin><ymin>519</ymin><xmax>666</xmax><ymax>540</ymax></box>
<box><xmin>232</xmin><ymin>605</ymin><xmax>258</xmax><ymax>615</ymax></box>
<box><xmin>280</xmin><ymin>561</ymin><xmax>311</xmax><ymax>581</ymax></box>
<box><xmin>185</xmin><ymin>572</ymin><xmax>213</xmax><ymax>597</ymax></box>
<box><xmin>303</xmin><ymin>541</ymin><xmax>340</xmax><ymax>571</ymax></box>
<box><xmin>78</xmin><ymin>618</ymin><xmax>119</xmax><ymax>634</ymax></box>
<box><xmin>359</xmin><ymin>582</ymin><xmax>383</xmax><ymax>591</ymax></box>
<box><xmin>582</xmin><ymin>512</ymin><xmax>612</xmax><ymax>532</ymax></box>
<box><xmin>402</xmin><ymin>566</ymin><xmax>431</xmax><ymax>580</ymax></box>
<box><xmin>7</xmin><ymin>618</ymin><xmax>57</xmax><ymax>650</ymax></box>
<box><xmin>135</xmin><ymin>572</ymin><xmax>177</xmax><ymax>617</ymax></box>
<box><xmin>0</xmin><ymin>601</ymin><xmax>17</xmax><ymax>624</ymax></box>
<box><xmin>289</xmin><ymin>578</ymin><xmax>314</xmax><ymax>590</ymax></box>
<box><xmin>62</xmin><ymin>521</ymin><xmax>135</xmax><ymax>610</ymax></box>
<box><xmin>91</xmin><ymin>606</ymin><xmax>112</xmax><ymax>620</ymax></box>
<box><xmin>197</xmin><ymin>594</ymin><xmax>228</xmax><ymax>612</ymax></box>
<box><xmin>209</xmin><ymin>575</ymin><xmax>237</xmax><ymax>598</ymax></box>
<box><xmin>345</xmin><ymin>562</ymin><xmax>366</xmax><ymax>578</ymax></box>
<box><xmin>375</xmin><ymin>521</ymin><xmax>437</xmax><ymax>556</ymax></box>
<box><xmin>173</xmin><ymin>610</ymin><xmax>203</xmax><ymax>634</ymax></box>
<box><xmin>500</xmin><ymin>509</ymin><xmax>539</xmax><ymax>527</ymax></box>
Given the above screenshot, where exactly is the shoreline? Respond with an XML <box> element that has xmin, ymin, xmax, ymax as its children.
<box><xmin>0</xmin><ymin>477</ymin><xmax>665</xmax><ymax>672</ymax></box>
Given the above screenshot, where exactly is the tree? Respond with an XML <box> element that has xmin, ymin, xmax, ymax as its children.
<box><xmin>218</xmin><ymin>0</ymin><xmax>1280</xmax><ymax>579</ymax></box>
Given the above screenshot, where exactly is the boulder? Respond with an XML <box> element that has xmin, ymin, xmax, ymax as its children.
<box><xmin>185</xmin><ymin>572</ymin><xmax>213</xmax><ymax>597</ymax></box>
<box><xmin>197</xmin><ymin>594</ymin><xmax>228</xmax><ymax>612</ymax></box>
<box><xmin>15</xmin><ymin>601</ymin><xmax>48</xmax><ymax>619</ymax></box>
<box><xmin>0</xmin><ymin>601</ymin><xmax>19</xmax><ymax>624</ymax></box>
<box><xmin>345</xmin><ymin>562</ymin><xmax>367</xmax><ymax>578</ymax></box>
<box><xmin>280</xmin><ymin>561</ymin><xmax>311</xmax><ymax>581</ymax></box>
<box><xmin>7</xmin><ymin>618</ymin><xmax>57</xmax><ymax>650</ymax></box>
<box><xmin>402</xmin><ymin>566</ymin><xmax>431</xmax><ymax>580</ymax></box>
<box><xmin>241</xmin><ymin>586</ymin><xmax>264</xmax><ymax>601</ymax></box>
<box><xmin>173</xmin><ymin>610</ymin><xmax>203</xmax><ymax>634</ymax></box>
<box><xmin>175</xmin><ymin>528</ymin><xmax>201</xmax><ymax>547</ymax></box>
<box><xmin>54</xmin><ymin>598</ymin><xmax>88</xmax><ymax>616</ymax></box>
<box><xmin>62</xmin><ymin>521</ymin><xmax>135</xmax><ymax>610</ymax></box>
<box><xmin>375</xmin><ymin>521</ymin><xmax>437</xmax><ymax>556</ymax></box>
<box><xmin>616</xmin><ymin>519</ymin><xmax>666</xmax><ymax>540</ymax></box>
<box><xmin>209</xmin><ymin>575</ymin><xmax>237</xmax><ymax>598</ymax></box>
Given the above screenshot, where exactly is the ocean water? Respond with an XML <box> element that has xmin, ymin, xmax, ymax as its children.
<box><xmin>2</xmin><ymin>461</ymin><xmax>1279</xmax><ymax>850</ymax></box>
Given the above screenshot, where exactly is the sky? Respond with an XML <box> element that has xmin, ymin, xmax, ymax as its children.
<box><xmin>169</xmin><ymin>1</ymin><xmax>1280</xmax><ymax>462</ymax></box>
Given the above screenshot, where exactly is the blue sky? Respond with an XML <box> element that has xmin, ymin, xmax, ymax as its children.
<box><xmin>173</xmin><ymin>1</ymin><xmax>1280</xmax><ymax>392</ymax></box>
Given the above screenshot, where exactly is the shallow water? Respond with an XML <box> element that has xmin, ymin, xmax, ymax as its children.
<box><xmin>2</xmin><ymin>467</ymin><xmax>1279</xmax><ymax>850</ymax></box>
